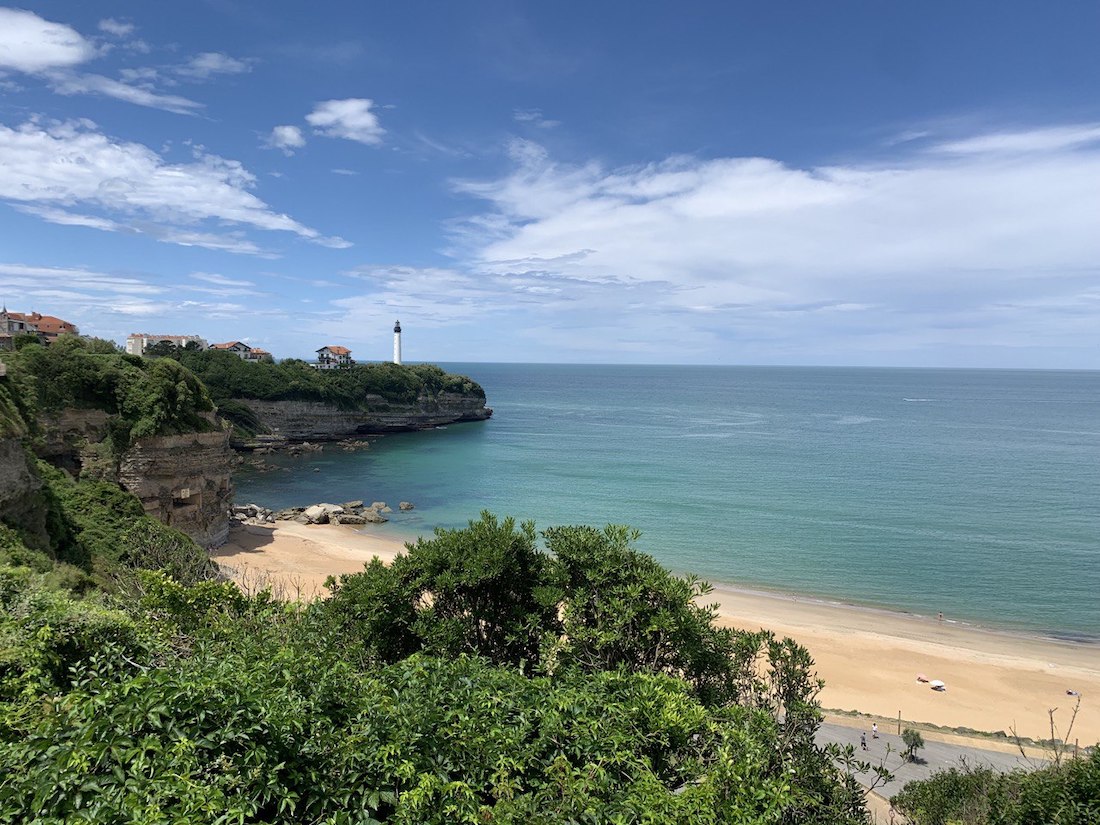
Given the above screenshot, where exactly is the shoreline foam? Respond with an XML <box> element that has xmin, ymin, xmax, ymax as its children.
<box><xmin>213</xmin><ymin>520</ymin><xmax>1100</xmax><ymax>744</ymax></box>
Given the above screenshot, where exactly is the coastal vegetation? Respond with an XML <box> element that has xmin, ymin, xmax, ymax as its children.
<box><xmin>2</xmin><ymin>336</ymin><xmax>216</xmax><ymax>450</ymax></box>
<box><xmin>163</xmin><ymin>346</ymin><xmax>486</xmax><ymax>407</ymax></box>
<box><xmin>2</xmin><ymin>340</ymin><xmax>1096</xmax><ymax>822</ymax></box>
<box><xmin>892</xmin><ymin>751</ymin><xmax>1100</xmax><ymax>824</ymax></box>
<box><xmin>0</xmin><ymin>511</ymin><xmax>878</xmax><ymax>823</ymax></box>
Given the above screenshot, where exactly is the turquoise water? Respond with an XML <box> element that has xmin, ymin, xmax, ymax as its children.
<box><xmin>235</xmin><ymin>365</ymin><xmax>1100</xmax><ymax>640</ymax></box>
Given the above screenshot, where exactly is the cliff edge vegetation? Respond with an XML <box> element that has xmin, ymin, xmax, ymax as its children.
<box><xmin>157</xmin><ymin>348</ymin><xmax>491</xmax><ymax>441</ymax></box>
<box><xmin>168</xmin><ymin>348</ymin><xmax>484</xmax><ymax>407</ymax></box>
<box><xmin>0</xmin><ymin>512</ymin><xmax>878</xmax><ymax>824</ymax></box>
<box><xmin>0</xmin><ymin>339</ymin><xmax>228</xmax><ymax>576</ymax></box>
<box><xmin>4</xmin><ymin>335</ymin><xmax>216</xmax><ymax>454</ymax></box>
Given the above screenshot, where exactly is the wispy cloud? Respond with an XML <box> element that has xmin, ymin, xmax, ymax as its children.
<box><xmin>411</xmin><ymin>123</ymin><xmax>1100</xmax><ymax>361</ymax></box>
<box><xmin>932</xmin><ymin>124</ymin><xmax>1100</xmax><ymax>155</ymax></box>
<box><xmin>97</xmin><ymin>18</ymin><xmax>135</xmax><ymax>38</ymax></box>
<box><xmin>0</xmin><ymin>119</ymin><xmax>347</xmax><ymax>253</ymax></box>
<box><xmin>173</xmin><ymin>51</ymin><xmax>253</xmax><ymax>81</ymax></box>
<box><xmin>513</xmin><ymin>108</ymin><xmax>560</xmax><ymax>129</ymax></box>
<box><xmin>0</xmin><ymin>8</ymin><xmax>207</xmax><ymax>114</ymax></box>
<box><xmin>44</xmin><ymin>70</ymin><xmax>202</xmax><ymax>114</ymax></box>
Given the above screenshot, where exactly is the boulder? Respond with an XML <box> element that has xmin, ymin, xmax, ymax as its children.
<box><xmin>342</xmin><ymin>500</ymin><xmax>364</xmax><ymax>510</ymax></box>
<box><xmin>361</xmin><ymin>510</ymin><xmax>389</xmax><ymax>524</ymax></box>
<box><xmin>399</xmin><ymin>501</ymin><xmax>415</xmax><ymax>511</ymax></box>
<box><xmin>303</xmin><ymin>503</ymin><xmax>343</xmax><ymax>524</ymax></box>
<box><xmin>369</xmin><ymin>501</ymin><xmax>387</xmax><ymax>511</ymax></box>
<box><xmin>334</xmin><ymin>513</ymin><xmax>367</xmax><ymax>525</ymax></box>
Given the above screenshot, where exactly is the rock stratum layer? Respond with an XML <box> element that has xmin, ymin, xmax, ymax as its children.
<box><xmin>230</xmin><ymin>393</ymin><xmax>492</xmax><ymax>445</ymax></box>
<box><xmin>38</xmin><ymin>410</ymin><xmax>235</xmax><ymax>547</ymax></box>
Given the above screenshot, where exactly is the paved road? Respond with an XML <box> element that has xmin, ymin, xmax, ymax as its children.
<box><xmin>816</xmin><ymin>722</ymin><xmax>1044</xmax><ymax>799</ymax></box>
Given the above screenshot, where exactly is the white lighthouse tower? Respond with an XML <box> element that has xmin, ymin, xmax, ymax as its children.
<box><xmin>393</xmin><ymin>320</ymin><xmax>402</xmax><ymax>365</ymax></box>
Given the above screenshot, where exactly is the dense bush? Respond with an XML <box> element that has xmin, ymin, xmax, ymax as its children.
<box><xmin>0</xmin><ymin>511</ymin><xmax>876</xmax><ymax>823</ymax></box>
<box><xmin>5</xmin><ymin>337</ymin><xmax>215</xmax><ymax>446</ymax></box>
<box><xmin>892</xmin><ymin>750</ymin><xmax>1100</xmax><ymax>824</ymax></box>
<box><xmin>169</xmin><ymin>348</ymin><xmax>486</xmax><ymax>408</ymax></box>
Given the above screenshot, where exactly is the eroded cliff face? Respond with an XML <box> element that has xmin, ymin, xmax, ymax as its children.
<box><xmin>233</xmin><ymin>392</ymin><xmax>492</xmax><ymax>444</ymax></box>
<box><xmin>0</xmin><ymin>437</ymin><xmax>47</xmax><ymax>549</ymax></box>
<box><xmin>34</xmin><ymin>411</ymin><xmax>235</xmax><ymax>548</ymax></box>
<box><xmin>117</xmin><ymin>430</ymin><xmax>235</xmax><ymax>547</ymax></box>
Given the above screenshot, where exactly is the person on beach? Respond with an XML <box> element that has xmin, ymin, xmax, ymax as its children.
<box><xmin>872</xmin><ymin>723</ymin><xmax>878</xmax><ymax>739</ymax></box>
<box><xmin>860</xmin><ymin>733</ymin><xmax>867</xmax><ymax>750</ymax></box>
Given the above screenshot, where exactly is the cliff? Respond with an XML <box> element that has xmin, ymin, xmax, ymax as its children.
<box><xmin>1</xmin><ymin>342</ymin><xmax>235</xmax><ymax>549</ymax></box>
<box><xmin>230</xmin><ymin>392</ymin><xmax>492</xmax><ymax>444</ymax></box>
<box><xmin>35</xmin><ymin>410</ymin><xmax>235</xmax><ymax>548</ymax></box>
<box><xmin>116</xmin><ymin>429</ymin><xmax>234</xmax><ymax>547</ymax></box>
<box><xmin>0</xmin><ymin>437</ymin><xmax>48</xmax><ymax>550</ymax></box>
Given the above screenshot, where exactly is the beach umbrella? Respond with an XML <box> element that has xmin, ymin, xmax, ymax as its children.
<box><xmin>930</xmin><ymin>679</ymin><xmax>946</xmax><ymax>690</ymax></box>
<box><xmin>916</xmin><ymin>674</ymin><xmax>929</xmax><ymax>682</ymax></box>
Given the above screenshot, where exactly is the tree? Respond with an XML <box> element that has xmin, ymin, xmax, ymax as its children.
<box><xmin>144</xmin><ymin>340</ymin><xmax>180</xmax><ymax>358</ymax></box>
<box><xmin>543</xmin><ymin>523</ymin><xmax>740</xmax><ymax>705</ymax></box>
<box><xmin>902</xmin><ymin>727</ymin><xmax>925</xmax><ymax>762</ymax></box>
<box><xmin>324</xmin><ymin>512</ymin><xmax>560</xmax><ymax>668</ymax></box>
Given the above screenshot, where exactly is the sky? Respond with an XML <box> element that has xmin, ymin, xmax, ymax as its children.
<box><xmin>0</xmin><ymin>2</ymin><xmax>1098</xmax><ymax>367</ymax></box>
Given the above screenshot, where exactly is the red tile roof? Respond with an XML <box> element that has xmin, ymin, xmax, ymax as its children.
<box><xmin>27</xmin><ymin>313</ymin><xmax>78</xmax><ymax>335</ymax></box>
<box><xmin>318</xmin><ymin>345</ymin><xmax>351</xmax><ymax>355</ymax></box>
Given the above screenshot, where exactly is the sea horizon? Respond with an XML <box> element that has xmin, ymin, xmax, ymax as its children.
<box><xmin>236</xmin><ymin>363</ymin><xmax>1100</xmax><ymax>642</ymax></box>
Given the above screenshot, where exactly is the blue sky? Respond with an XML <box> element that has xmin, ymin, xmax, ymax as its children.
<box><xmin>1</xmin><ymin>2</ymin><xmax>1098</xmax><ymax>367</ymax></box>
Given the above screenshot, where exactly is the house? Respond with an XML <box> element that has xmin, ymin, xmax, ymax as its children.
<box><xmin>315</xmin><ymin>345</ymin><xmax>352</xmax><ymax>369</ymax></box>
<box><xmin>127</xmin><ymin>333</ymin><xmax>208</xmax><ymax>356</ymax></box>
<box><xmin>1</xmin><ymin>307</ymin><xmax>78</xmax><ymax>350</ymax></box>
<box><xmin>22</xmin><ymin>312</ymin><xmax>79</xmax><ymax>343</ymax></box>
<box><xmin>210</xmin><ymin>341</ymin><xmax>269</xmax><ymax>361</ymax></box>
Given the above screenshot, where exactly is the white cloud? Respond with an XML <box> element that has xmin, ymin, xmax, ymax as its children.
<box><xmin>118</xmin><ymin>66</ymin><xmax>159</xmax><ymax>85</ymax></box>
<box><xmin>191</xmin><ymin>272</ymin><xmax>256</xmax><ymax>287</ymax></box>
<box><xmin>0</xmin><ymin>262</ymin><xmax>163</xmax><ymax>296</ymax></box>
<box><xmin>331</xmin><ymin>167</ymin><xmax>358</xmax><ymax>175</ymax></box>
<box><xmin>45</xmin><ymin>71</ymin><xmax>202</xmax><ymax>114</ymax></box>
<box><xmin>0</xmin><ymin>10</ymin><xmax>211</xmax><ymax>115</ymax></box>
<box><xmin>513</xmin><ymin>108</ymin><xmax>560</xmax><ymax>129</ymax></box>
<box><xmin>174</xmin><ymin>51</ymin><xmax>252</xmax><ymax>80</ymax></box>
<box><xmin>0</xmin><ymin>8</ymin><xmax>97</xmax><ymax>72</ymax></box>
<box><xmin>933</xmin><ymin>124</ymin><xmax>1100</xmax><ymax>155</ymax></box>
<box><xmin>307</xmin><ymin>98</ymin><xmax>384</xmax><ymax>145</ymax></box>
<box><xmin>13</xmin><ymin>204</ymin><xmax>121</xmax><ymax>231</ymax></box>
<box><xmin>430</xmin><ymin>125</ymin><xmax>1100</xmax><ymax>362</ymax></box>
<box><xmin>265</xmin><ymin>124</ymin><xmax>305</xmax><ymax>155</ymax></box>
<box><xmin>97</xmin><ymin>18</ymin><xmax>135</xmax><ymax>38</ymax></box>
<box><xmin>0</xmin><ymin>119</ymin><xmax>346</xmax><ymax>253</ymax></box>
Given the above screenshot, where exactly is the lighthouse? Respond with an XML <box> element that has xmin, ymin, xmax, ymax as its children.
<box><xmin>393</xmin><ymin>320</ymin><xmax>402</xmax><ymax>365</ymax></box>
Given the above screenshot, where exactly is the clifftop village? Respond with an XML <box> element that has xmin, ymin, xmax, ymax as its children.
<box><xmin>2</xmin><ymin>307</ymin><xmax>404</xmax><ymax>368</ymax></box>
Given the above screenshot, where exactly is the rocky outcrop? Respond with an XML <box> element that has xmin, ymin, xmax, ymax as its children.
<box><xmin>0</xmin><ymin>437</ymin><xmax>47</xmax><ymax>549</ymax></box>
<box><xmin>229</xmin><ymin>392</ymin><xmax>492</xmax><ymax>446</ymax></box>
<box><xmin>117</xmin><ymin>430</ymin><xmax>235</xmax><ymax>548</ymax></box>
<box><xmin>35</xmin><ymin>409</ymin><xmax>113</xmax><ymax>474</ymax></box>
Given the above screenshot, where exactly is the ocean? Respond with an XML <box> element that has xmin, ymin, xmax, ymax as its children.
<box><xmin>235</xmin><ymin>364</ymin><xmax>1100</xmax><ymax>640</ymax></box>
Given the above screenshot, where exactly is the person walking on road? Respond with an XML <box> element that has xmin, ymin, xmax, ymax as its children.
<box><xmin>872</xmin><ymin>723</ymin><xmax>878</xmax><ymax>739</ymax></box>
<box><xmin>860</xmin><ymin>733</ymin><xmax>867</xmax><ymax>750</ymax></box>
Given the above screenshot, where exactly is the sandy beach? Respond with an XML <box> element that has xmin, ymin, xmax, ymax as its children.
<box><xmin>213</xmin><ymin>521</ymin><xmax>1100</xmax><ymax>745</ymax></box>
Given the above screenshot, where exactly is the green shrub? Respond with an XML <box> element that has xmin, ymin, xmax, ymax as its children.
<box><xmin>892</xmin><ymin>749</ymin><xmax>1100</xmax><ymax>824</ymax></box>
<box><xmin>172</xmin><ymin>348</ymin><xmax>486</xmax><ymax>409</ymax></box>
